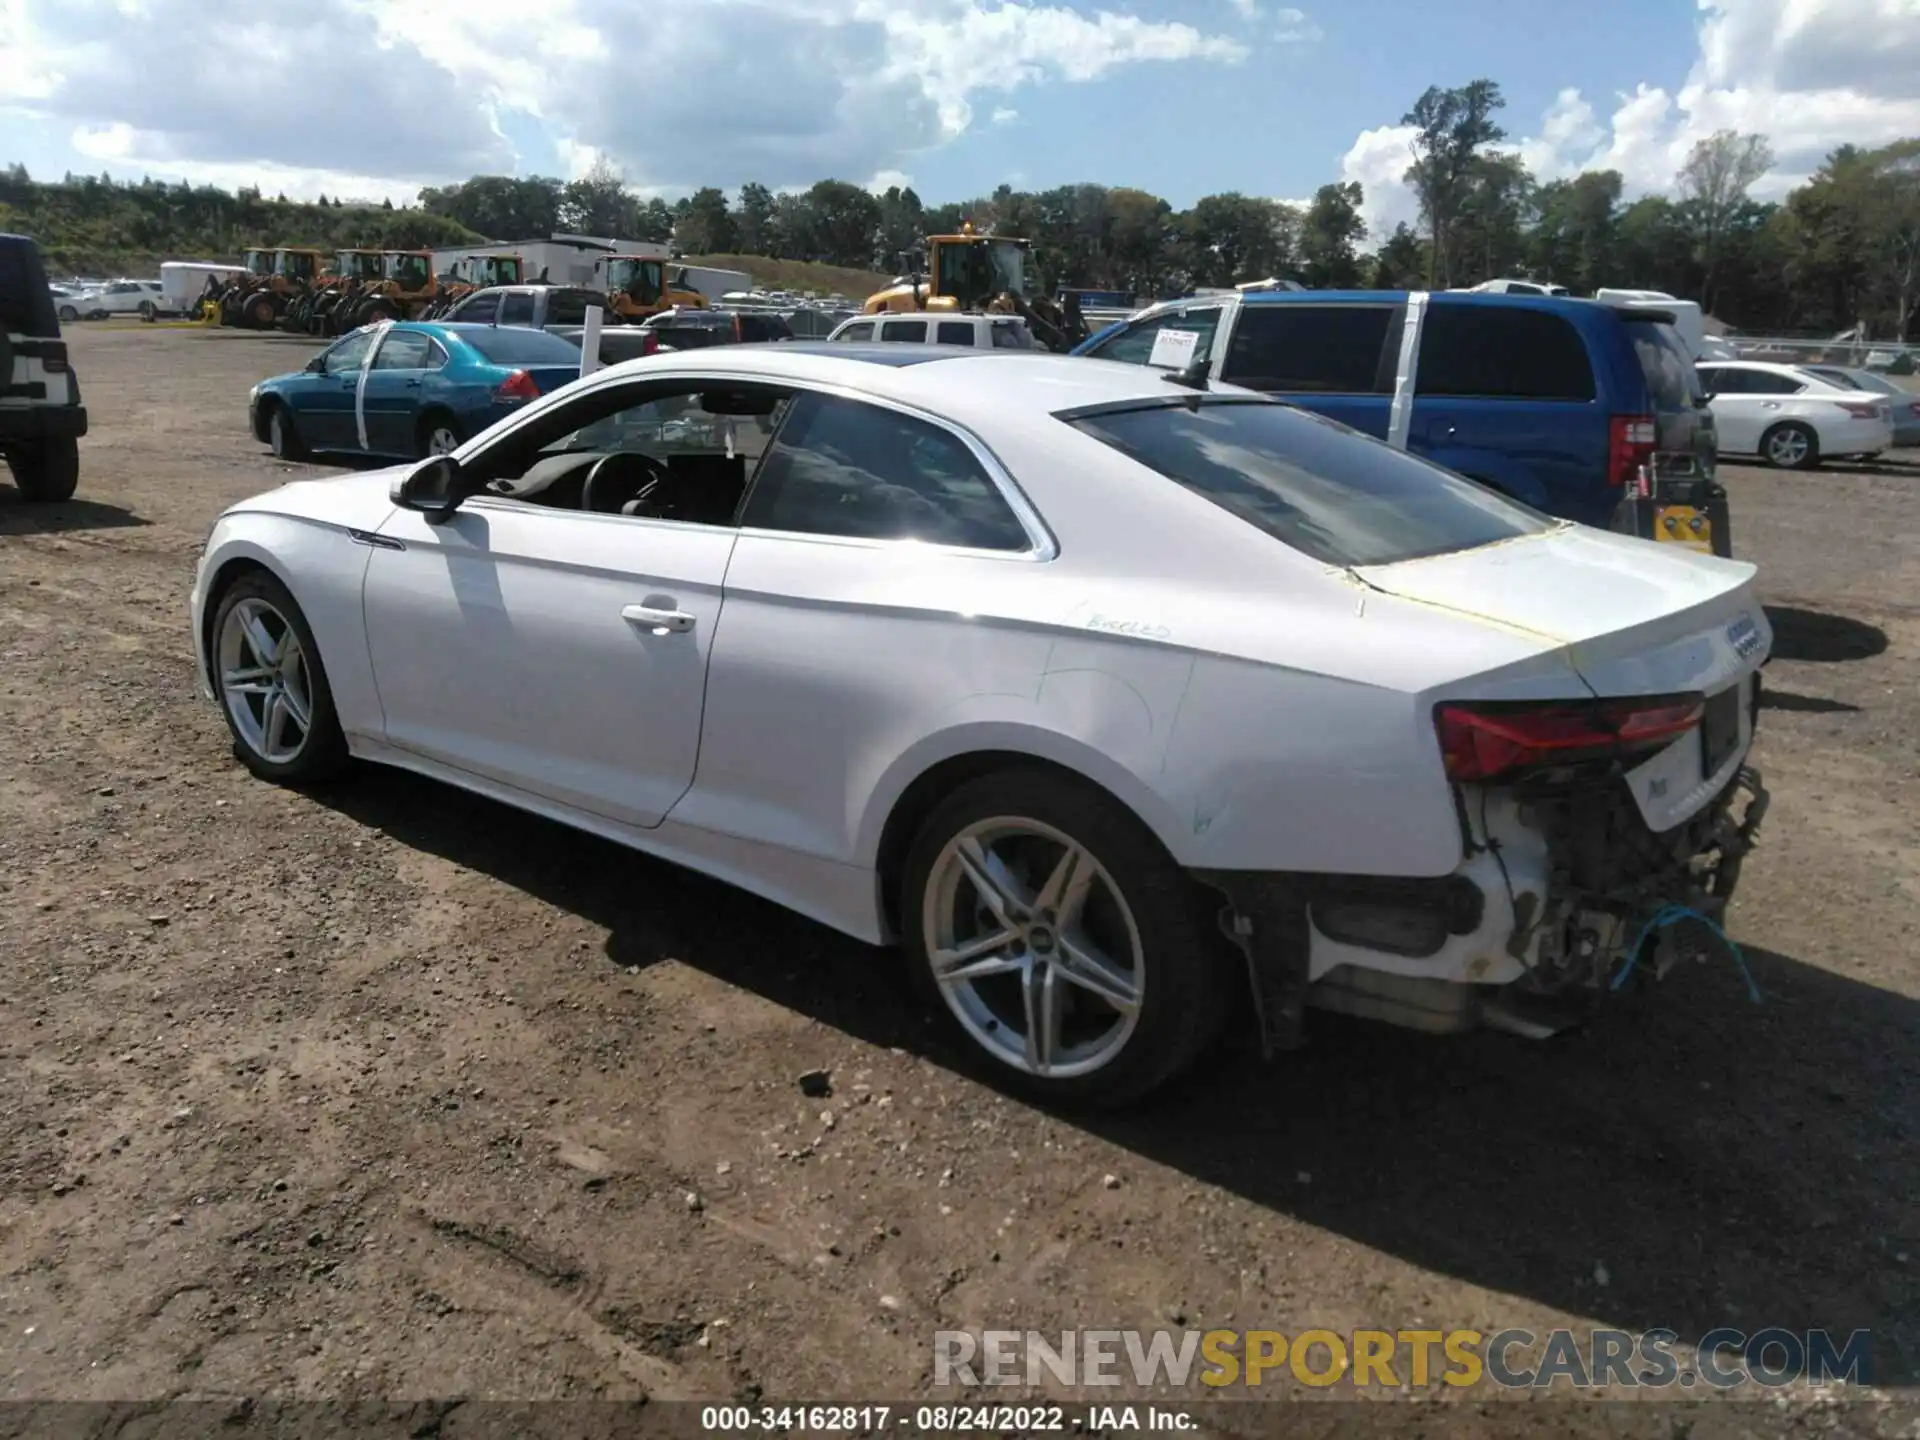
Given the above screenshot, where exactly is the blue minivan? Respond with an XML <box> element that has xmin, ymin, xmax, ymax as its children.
<box><xmin>1072</xmin><ymin>289</ymin><xmax>1715</xmax><ymax>530</ymax></box>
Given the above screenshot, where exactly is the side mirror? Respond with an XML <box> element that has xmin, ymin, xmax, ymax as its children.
<box><xmin>391</xmin><ymin>455</ymin><xmax>464</xmax><ymax>522</ymax></box>
<box><xmin>304</xmin><ymin>356</ymin><xmax>326</xmax><ymax>373</ymax></box>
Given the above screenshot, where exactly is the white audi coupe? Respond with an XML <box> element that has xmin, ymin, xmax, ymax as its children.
<box><xmin>191</xmin><ymin>344</ymin><xmax>1772</xmax><ymax>1104</ymax></box>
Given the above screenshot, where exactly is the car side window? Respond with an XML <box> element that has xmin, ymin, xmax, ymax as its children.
<box><xmin>1415</xmin><ymin>305</ymin><xmax>1597</xmax><ymax>402</ymax></box>
<box><xmin>742</xmin><ymin>393</ymin><xmax>1031</xmax><ymax>552</ymax></box>
<box><xmin>1088</xmin><ymin>308</ymin><xmax>1221</xmax><ymax>367</ymax></box>
<box><xmin>836</xmin><ymin>321</ymin><xmax>875</xmax><ymax>342</ymax></box>
<box><xmin>322</xmin><ymin>331</ymin><xmax>377</xmax><ymax>375</ymax></box>
<box><xmin>1222</xmin><ymin>305</ymin><xmax>1396</xmax><ymax>393</ymax></box>
<box><xmin>1699</xmin><ymin>366</ymin><xmax>1742</xmax><ymax>394</ymax></box>
<box><xmin>455</xmin><ymin>292</ymin><xmax>499</xmax><ymax>324</ymax></box>
<box><xmin>1748</xmin><ymin>371</ymin><xmax>1804</xmax><ymax>395</ymax></box>
<box><xmin>990</xmin><ymin>320</ymin><xmax>1034</xmax><ymax>350</ymax></box>
<box><xmin>546</xmin><ymin>291</ymin><xmax>591</xmax><ymax>325</ymax></box>
<box><xmin>372</xmin><ymin>330</ymin><xmax>433</xmax><ymax>370</ymax></box>
<box><xmin>937</xmin><ymin>321</ymin><xmax>976</xmax><ymax>346</ymax></box>
<box><xmin>882</xmin><ymin>319</ymin><xmax>928</xmax><ymax>343</ymax></box>
<box><xmin>499</xmin><ymin>293</ymin><xmax>535</xmax><ymax>327</ymax></box>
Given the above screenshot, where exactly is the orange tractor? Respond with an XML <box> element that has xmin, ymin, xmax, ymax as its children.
<box><xmin>420</xmin><ymin>253</ymin><xmax>527</xmax><ymax>316</ymax></box>
<box><xmin>600</xmin><ymin>255</ymin><xmax>707</xmax><ymax>320</ymax></box>
<box><xmin>212</xmin><ymin>248</ymin><xmax>325</xmax><ymax>329</ymax></box>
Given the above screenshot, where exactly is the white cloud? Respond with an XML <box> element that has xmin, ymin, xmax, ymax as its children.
<box><xmin>991</xmin><ymin>106</ymin><xmax>1020</xmax><ymax>125</ymax></box>
<box><xmin>867</xmin><ymin>168</ymin><xmax>915</xmax><ymax>193</ymax></box>
<box><xmin>1340</xmin><ymin>0</ymin><xmax>1920</xmax><ymax>242</ymax></box>
<box><xmin>1270</xmin><ymin>6</ymin><xmax>1322</xmax><ymax>42</ymax></box>
<box><xmin>1227</xmin><ymin>0</ymin><xmax>1258</xmax><ymax>17</ymax></box>
<box><xmin>1</xmin><ymin>0</ymin><xmax>1251</xmax><ymax>198</ymax></box>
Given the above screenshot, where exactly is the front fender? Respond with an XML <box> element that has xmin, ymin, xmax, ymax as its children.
<box><xmin>194</xmin><ymin>521</ymin><xmax>379</xmax><ymax>738</ymax></box>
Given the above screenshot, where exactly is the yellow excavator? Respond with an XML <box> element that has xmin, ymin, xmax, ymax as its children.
<box><xmin>863</xmin><ymin>222</ymin><xmax>1088</xmax><ymax>351</ymax></box>
<box><xmin>601</xmin><ymin>256</ymin><xmax>709</xmax><ymax>320</ymax></box>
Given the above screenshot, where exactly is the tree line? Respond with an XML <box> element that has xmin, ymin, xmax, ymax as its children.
<box><xmin>5</xmin><ymin>78</ymin><xmax>1915</xmax><ymax>338</ymax></box>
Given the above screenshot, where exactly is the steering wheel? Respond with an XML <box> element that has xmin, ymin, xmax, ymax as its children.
<box><xmin>580</xmin><ymin>451</ymin><xmax>671</xmax><ymax>515</ymax></box>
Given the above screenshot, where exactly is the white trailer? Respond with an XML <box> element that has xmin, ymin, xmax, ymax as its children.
<box><xmin>160</xmin><ymin>260</ymin><xmax>246</xmax><ymax>314</ymax></box>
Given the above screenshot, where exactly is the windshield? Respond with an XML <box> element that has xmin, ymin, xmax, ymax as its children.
<box><xmin>1627</xmin><ymin>322</ymin><xmax>1706</xmax><ymax>410</ymax></box>
<box><xmin>385</xmin><ymin>253</ymin><xmax>429</xmax><ymax>286</ymax></box>
<box><xmin>1067</xmin><ymin>399</ymin><xmax>1552</xmax><ymax>569</ymax></box>
<box><xmin>244</xmin><ymin>250</ymin><xmax>272</xmax><ymax>275</ymax></box>
<box><xmin>608</xmin><ymin>258</ymin><xmax>661</xmax><ymax>302</ymax></box>
<box><xmin>986</xmin><ymin>240</ymin><xmax>1027</xmax><ymax>297</ymax></box>
<box><xmin>455</xmin><ymin>327</ymin><xmax>583</xmax><ymax>365</ymax></box>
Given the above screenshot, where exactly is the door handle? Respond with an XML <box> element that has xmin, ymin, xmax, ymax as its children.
<box><xmin>340</xmin><ymin>379</ymin><xmax>357</xmax><ymax>390</ymax></box>
<box><xmin>622</xmin><ymin>605</ymin><xmax>696</xmax><ymax>634</ymax></box>
<box><xmin>404</xmin><ymin>378</ymin><xmax>422</xmax><ymax>388</ymax></box>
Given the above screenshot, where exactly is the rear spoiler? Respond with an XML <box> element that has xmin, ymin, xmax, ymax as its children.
<box><xmin>1613</xmin><ymin>307</ymin><xmax>1678</xmax><ymax>326</ymax></box>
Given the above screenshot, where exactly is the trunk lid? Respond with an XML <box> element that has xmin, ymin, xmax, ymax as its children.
<box><xmin>1352</xmin><ymin>524</ymin><xmax>1771</xmax><ymax>700</ymax></box>
<box><xmin>527</xmin><ymin>365</ymin><xmax>585</xmax><ymax>395</ymax></box>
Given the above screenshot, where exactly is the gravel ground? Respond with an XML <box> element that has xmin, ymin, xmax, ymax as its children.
<box><xmin>1</xmin><ymin>326</ymin><xmax>1916</xmax><ymax>1434</ymax></box>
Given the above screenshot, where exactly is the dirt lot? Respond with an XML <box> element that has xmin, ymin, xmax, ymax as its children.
<box><xmin>1</xmin><ymin>326</ymin><xmax>1916</xmax><ymax>1432</ymax></box>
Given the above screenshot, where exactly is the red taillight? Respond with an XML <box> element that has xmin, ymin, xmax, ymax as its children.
<box><xmin>1910</xmin><ymin>402</ymin><xmax>1920</xmax><ymax>418</ymax></box>
<box><xmin>1607</xmin><ymin>414</ymin><xmax>1657</xmax><ymax>487</ymax></box>
<box><xmin>494</xmin><ymin>369</ymin><xmax>540</xmax><ymax>402</ymax></box>
<box><xmin>1834</xmin><ymin>401</ymin><xmax>1882</xmax><ymax>420</ymax></box>
<box><xmin>642</xmin><ymin>331</ymin><xmax>659</xmax><ymax>356</ymax></box>
<box><xmin>1434</xmin><ymin>695</ymin><xmax>1705</xmax><ymax>783</ymax></box>
<box><xmin>40</xmin><ymin>342</ymin><xmax>69</xmax><ymax>373</ymax></box>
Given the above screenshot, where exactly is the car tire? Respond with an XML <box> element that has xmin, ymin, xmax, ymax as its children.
<box><xmin>138</xmin><ymin>300</ymin><xmax>156</xmax><ymax>322</ymax></box>
<box><xmin>57</xmin><ymin>304</ymin><xmax>78</xmax><ymax>323</ymax></box>
<box><xmin>1761</xmin><ymin>421</ymin><xmax>1820</xmax><ymax>470</ymax></box>
<box><xmin>900</xmin><ymin>766</ymin><xmax>1233</xmax><ymax>1108</ymax></box>
<box><xmin>5</xmin><ymin>436</ymin><xmax>80</xmax><ymax>502</ymax></box>
<box><xmin>264</xmin><ymin>402</ymin><xmax>308</xmax><ymax>462</ymax></box>
<box><xmin>244</xmin><ymin>293</ymin><xmax>277</xmax><ymax>330</ymax></box>
<box><xmin>415</xmin><ymin>411</ymin><xmax>461</xmax><ymax>459</ymax></box>
<box><xmin>210</xmin><ymin>570</ymin><xmax>349</xmax><ymax>786</ymax></box>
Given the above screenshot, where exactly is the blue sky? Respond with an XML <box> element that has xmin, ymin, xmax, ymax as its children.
<box><xmin>3</xmin><ymin>0</ymin><xmax>1915</xmax><ymax>240</ymax></box>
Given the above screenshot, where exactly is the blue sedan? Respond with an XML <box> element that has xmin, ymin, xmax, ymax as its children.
<box><xmin>248</xmin><ymin>321</ymin><xmax>587</xmax><ymax>462</ymax></box>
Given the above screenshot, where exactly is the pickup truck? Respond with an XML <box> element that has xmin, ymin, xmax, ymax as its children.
<box><xmin>438</xmin><ymin>284</ymin><xmax>661</xmax><ymax>366</ymax></box>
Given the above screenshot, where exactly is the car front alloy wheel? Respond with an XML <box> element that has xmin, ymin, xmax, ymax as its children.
<box><xmin>212</xmin><ymin>572</ymin><xmax>347</xmax><ymax>784</ymax></box>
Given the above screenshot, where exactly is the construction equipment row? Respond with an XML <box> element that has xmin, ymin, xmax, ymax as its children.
<box><xmin>202</xmin><ymin>224</ymin><xmax>1095</xmax><ymax>353</ymax></box>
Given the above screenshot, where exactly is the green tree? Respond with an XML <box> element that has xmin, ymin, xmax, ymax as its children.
<box><xmin>1299</xmin><ymin>182</ymin><xmax>1367</xmax><ymax>288</ymax></box>
<box><xmin>1401</xmin><ymin>78</ymin><xmax>1507</xmax><ymax>286</ymax></box>
<box><xmin>1676</xmin><ymin>130</ymin><xmax>1774</xmax><ymax>312</ymax></box>
<box><xmin>676</xmin><ymin>186</ymin><xmax>737</xmax><ymax>253</ymax></box>
<box><xmin>736</xmin><ymin>182</ymin><xmax>775</xmax><ymax>255</ymax></box>
<box><xmin>805</xmin><ymin>180</ymin><xmax>882</xmax><ymax>269</ymax></box>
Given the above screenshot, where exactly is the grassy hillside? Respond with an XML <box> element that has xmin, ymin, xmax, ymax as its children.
<box><xmin>682</xmin><ymin>254</ymin><xmax>892</xmax><ymax>299</ymax></box>
<box><xmin>0</xmin><ymin>173</ymin><xmax>484</xmax><ymax>278</ymax></box>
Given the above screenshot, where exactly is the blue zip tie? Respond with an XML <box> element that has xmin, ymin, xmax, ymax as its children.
<box><xmin>1609</xmin><ymin>903</ymin><xmax>1762</xmax><ymax>1004</ymax></box>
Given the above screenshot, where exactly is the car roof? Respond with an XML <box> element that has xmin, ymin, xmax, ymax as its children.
<box><xmin>594</xmin><ymin>345</ymin><xmax>1252</xmax><ymax>420</ymax></box>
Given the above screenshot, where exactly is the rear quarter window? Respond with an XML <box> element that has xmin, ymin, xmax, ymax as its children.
<box><xmin>1628</xmin><ymin>322</ymin><xmax>1706</xmax><ymax>409</ymax></box>
<box><xmin>1067</xmin><ymin>399</ymin><xmax>1551</xmax><ymax>569</ymax></box>
<box><xmin>1222</xmin><ymin>304</ymin><xmax>1396</xmax><ymax>393</ymax></box>
<box><xmin>1416</xmin><ymin>305</ymin><xmax>1596</xmax><ymax>402</ymax></box>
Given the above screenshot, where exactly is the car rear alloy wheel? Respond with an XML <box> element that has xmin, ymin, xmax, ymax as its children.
<box><xmin>924</xmin><ymin>817</ymin><xmax>1146</xmax><ymax>1079</ymax></box>
<box><xmin>1761</xmin><ymin>421</ymin><xmax>1819</xmax><ymax>470</ymax></box>
<box><xmin>902</xmin><ymin>768</ymin><xmax>1231</xmax><ymax>1105</ymax></box>
<box><xmin>212</xmin><ymin>573</ymin><xmax>347</xmax><ymax>784</ymax></box>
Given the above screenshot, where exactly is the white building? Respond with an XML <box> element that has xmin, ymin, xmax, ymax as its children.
<box><xmin>429</xmin><ymin>234</ymin><xmax>671</xmax><ymax>287</ymax></box>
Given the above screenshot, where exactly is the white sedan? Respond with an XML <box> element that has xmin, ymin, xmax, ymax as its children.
<box><xmin>190</xmin><ymin>345</ymin><xmax>1773</xmax><ymax>1104</ymax></box>
<box><xmin>1694</xmin><ymin>359</ymin><xmax>1894</xmax><ymax>468</ymax></box>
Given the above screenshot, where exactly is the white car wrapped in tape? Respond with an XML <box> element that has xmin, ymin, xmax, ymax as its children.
<box><xmin>188</xmin><ymin>345</ymin><xmax>1771</xmax><ymax>1105</ymax></box>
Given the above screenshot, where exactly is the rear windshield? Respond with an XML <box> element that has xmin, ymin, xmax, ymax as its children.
<box><xmin>0</xmin><ymin>237</ymin><xmax>60</xmax><ymax>337</ymax></box>
<box><xmin>455</xmin><ymin>327</ymin><xmax>582</xmax><ymax>365</ymax></box>
<box><xmin>1627</xmin><ymin>322</ymin><xmax>1706</xmax><ymax>409</ymax></box>
<box><xmin>1067</xmin><ymin>399</ymin><xmax>1552</xmax><ymax>568</ymax></box>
